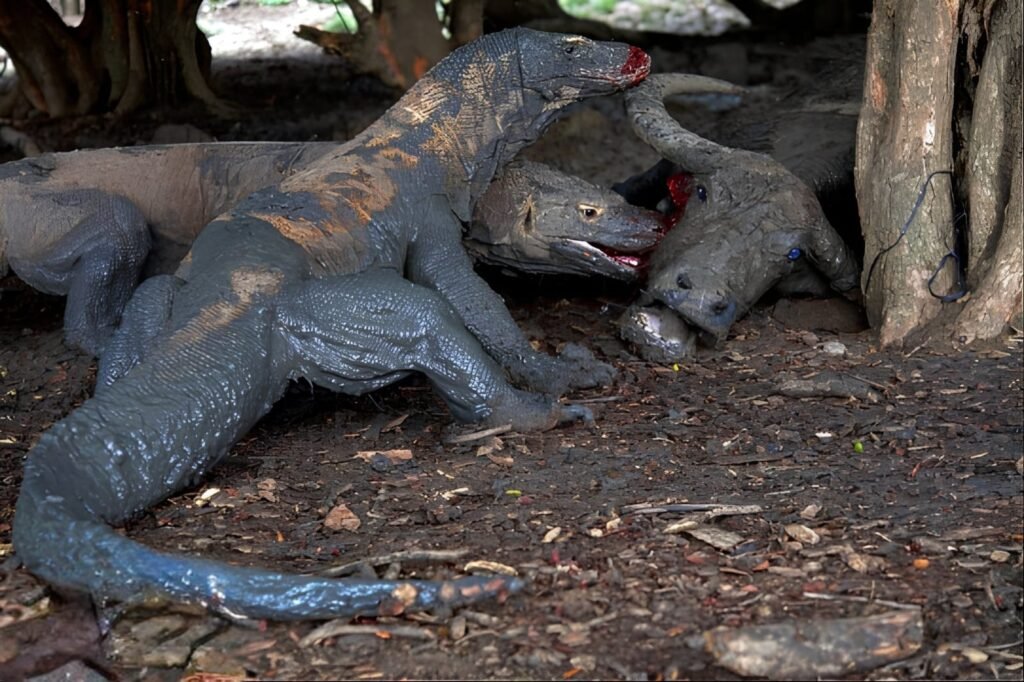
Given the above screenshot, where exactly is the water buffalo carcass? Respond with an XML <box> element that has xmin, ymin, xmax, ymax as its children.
<box><xmin>615</xmin><ymin>73</ymin><xmax>861</xmax><ymax>360</ymax></box>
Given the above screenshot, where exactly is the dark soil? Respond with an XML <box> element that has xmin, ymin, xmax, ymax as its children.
<box><xmin>0</xmin><ymin>9</ymin><xmax>1022</xmax><ymax>681</ymax></box>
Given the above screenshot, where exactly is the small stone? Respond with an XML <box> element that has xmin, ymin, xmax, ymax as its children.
<box><xmin>822</xmin><ymin>341</ymin><xmax>848</xmax><ymax>356</ymax></box>
<box><xmin>449</xmin><ymin>615</ymin><xmax>467</xmax><ymax>640</ymax></box>
<box><xmin>784</xmin><ymin>523</ymin><xmax>821</xmax><ymax>545</ymax></box>
<box><xmin>989</xmin><ymin>549</ymin><xmax>1010</xmax><ymax>563</ymax></box>
<box><xmin>799</xmin><ymin>503</ymin><xmax>822</xmax><ymax>520</ymax></box>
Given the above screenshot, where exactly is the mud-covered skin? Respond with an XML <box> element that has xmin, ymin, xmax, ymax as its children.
<box><xmin>1</xmin><ymin>141</ymin><xmax>663</xmax><ymax>358</ymax></box>
<box><xmin>617</xmin><ymin>74</ymin><xmax>859</xmax><ymax>354</ymax></box>
<box><xmin>13</xmin><ymin>29</ymin><xmax>649</xmax><ymax>621</ymax></box>
<box><xmin>0</xmin><ymin>142</ymin><xmax>334</xmax><ymax>355</ymax></box>
<box><xmin>467</xmin><ymin>160</ymin><xmax>664</xmax><ymax>280</ymax></box>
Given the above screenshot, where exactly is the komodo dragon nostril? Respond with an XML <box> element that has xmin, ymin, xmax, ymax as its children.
<box><xmin>676</xmin><ymin>272</ymin><xmax>692</xmax><ymax>289</ymax></box>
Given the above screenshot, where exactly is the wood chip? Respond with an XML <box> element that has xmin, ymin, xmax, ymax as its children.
<box><xmin>353</xmin><ymin>449</ymin><xmax>413</xmax><ymax>463</ymax></box>
<box><xmin>444</xmin><ymin>424</ymin><xmax>512</xmax><ymax>444</ymax></box>
<box><xmin>463</xmin><ymin>560</ymin><xmax>518</xmax><ymax>576</ymax></box>
<box><xmin>324</xmin><ymin>504</ymin><xmax>361</xmax><ymax>532</ymax></box>
<box><xmin>542</xmin><ymin>527</ymin><xmax>562</xmax><ymax>543</ymax></box>
<box><xmin>683</xmin><ymin>525</ymin><xmax>745</xmax><ymax>550</ymax></box>
<box><xmin>784</xmin><ymin>523</ymin><xmax>821</xmax><ymax>545</ymax></box>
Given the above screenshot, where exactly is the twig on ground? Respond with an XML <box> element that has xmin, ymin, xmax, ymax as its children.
<box><xmin>444</xmin><ymin>424</ymin><xmax>512</xmax><ymax>444</ymax></box>
<box><xmin>319</xmin><ymin>548</ymin><xmax>470</xmax><ymax>578</ymax></box>
<box><xmin>300</xmin><ymin>622</ymin><xmax>436</xmax><ymax>647</ymax></box>
<box><xmin>802</xmin><ymin>591</ymin><xmax>921</xmax><ymax>611</ymax></box>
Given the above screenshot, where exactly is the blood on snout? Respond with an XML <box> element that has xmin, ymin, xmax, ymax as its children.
<box><xmin>622</xmin><ymin>47</ymin><xmax>652</xmax><ymax>83</ymax></box>
<box><xmin>662</xmin><ymin>172</ymin><xmax>693</xmax><ymax>231</ymax></box>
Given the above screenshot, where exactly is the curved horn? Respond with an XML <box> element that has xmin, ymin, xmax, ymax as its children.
<box><xmin>625</xmin><ymin>73</ymin><xmax>744</xmax><ymax>174</ymax></box>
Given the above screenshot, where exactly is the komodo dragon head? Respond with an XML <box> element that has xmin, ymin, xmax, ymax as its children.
<box><xmin>427</xmin><ymin>29</ymin><xmax>650</xmax><ymax>223</ymax></box>
<box><xmin>466</xmin><ymin>160</ymin><xmax>665</xmax><ymax>280</ymax></box>
<box><xmin>620</xmin><ymin>74</ymin><xmax>860</xmax><ymax>350</ymax></box>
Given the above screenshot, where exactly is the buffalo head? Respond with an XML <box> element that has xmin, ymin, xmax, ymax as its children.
<box><xmin>620</xmin><ymin>74</ymin><xmax>860</xmax><ymax>350</ymax></box>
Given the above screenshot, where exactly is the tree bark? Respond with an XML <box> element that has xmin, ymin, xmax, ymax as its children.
<box><xmin>855</xmin><ymin>0</ymin><xmax>1021</xmax><ymax>348</ymax></box>
<box><xmin>0</xmin><ymin>0</ymin><xmax>227</xmax><ymax>118</ymax></box>
<box><xmin>856</xmin><ymin>0</ymin><xmax>961</xmax><ymax>346</ymax></box>
<box><xmin>950</xmin><ymin>0</ymin><xmax>1023</xmax><ymax>344</ymax></box>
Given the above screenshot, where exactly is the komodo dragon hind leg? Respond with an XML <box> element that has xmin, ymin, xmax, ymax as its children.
<box><xmin>8</xmin><ymin>190</ymin><xmax>150</xmax><ymax>357</ymax></box>
<box><xmin>97</xmin><ymin>274</ymin><xmax>182</xmax><ymax>391</ymax></box>
<box><xmin>278</xmin><ymin>269</ymin><xmax>587</xmax><ymax>430</ymax></box>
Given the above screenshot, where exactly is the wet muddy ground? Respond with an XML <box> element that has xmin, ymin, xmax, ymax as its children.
<box><xmin>1</xmin><ymin>7</ymin><xmax>1022</xmax><ymax>680</ymax></box>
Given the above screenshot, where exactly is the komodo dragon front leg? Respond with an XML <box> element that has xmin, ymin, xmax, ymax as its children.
<box><xmin>409</xmin><ymin>197</ymin><xmax>615</xmax><ymax>394</ymax></box>
<box><xmin>14</xmin><ymin>28</ymin><xmax>651</xmax><ymax>621</ymax></box>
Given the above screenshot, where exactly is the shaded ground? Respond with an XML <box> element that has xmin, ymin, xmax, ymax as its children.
<box><xmin>1</xmin><ymin>5</ymin><xmax>1022</xmax><ymax>680</ymax></box>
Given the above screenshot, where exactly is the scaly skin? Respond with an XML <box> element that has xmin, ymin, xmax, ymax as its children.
<box><xmin>1</xmin><ymin>145</ymin><xmax>663</xmax><ymax>358</ymax></box>
<box><xmin>0</xmin><ymin>142</ymin><xmax>333</xmax><ymax>355</ymax></box>
<box><xmin>12</xmin><ymin>29</ymin><xmax>650</xmax><ymax>621</ymax></box>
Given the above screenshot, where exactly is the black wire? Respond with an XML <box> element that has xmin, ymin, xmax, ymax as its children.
<box><xmin>862</xmin><ymin>169</ymin><xmax>967</xmax><ymax>302</ymax></box>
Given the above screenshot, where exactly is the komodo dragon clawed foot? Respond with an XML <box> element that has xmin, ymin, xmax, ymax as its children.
<box><xmin>14</xmin><ymin>28</ymin><xmax>651</xmax><ymax>621</ymax></box>
<box><xmin>503</xmin><ymin>341</ymin><xmax>617</xmax><ymax>396</ymax></box>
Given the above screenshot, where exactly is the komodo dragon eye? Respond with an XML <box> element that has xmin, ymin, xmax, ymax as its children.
<box><xmin>787</xmin><ymin>248</ymin><xmax>803</xmax><ymax>261</ymax></box>
<box><xmin>695</xmin><ymin>185</ymin><xmax>708</xmax><ymax>203</ymax></box>
<box><xmin>578</xmin><ymin>204</ymin><xmax>602</xmax><ymax>220</ymax></box>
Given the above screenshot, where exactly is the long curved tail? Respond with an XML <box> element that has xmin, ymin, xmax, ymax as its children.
<box><xmin>12</xmin><ymin>275</ymin><xmax>520</xmax><ymax>620</ymax></box>
<box><xmin>14</xmin><ymin>486</ymin><xmax>520</xmax><ymax>620</ymax></box>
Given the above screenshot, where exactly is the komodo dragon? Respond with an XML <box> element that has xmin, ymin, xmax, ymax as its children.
<box><xmin>1</xmin><ymin>146</ymin><xmax>663</xmax><ymax>359</ymax></box>
<box><xmin>13</xmin><ymin>29</ymin><xmax>651</xmax><ymax>621</ymax></box>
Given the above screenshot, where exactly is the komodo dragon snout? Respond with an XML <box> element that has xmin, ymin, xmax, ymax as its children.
<box><xmin>468</xmin><ymin>160</ymin><xmax>665</xmax><ymax>280</ymax></box>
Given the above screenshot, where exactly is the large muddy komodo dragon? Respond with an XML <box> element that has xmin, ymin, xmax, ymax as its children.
<box><xmin>11</xmin><ymin>29</ymin><xmax>652</xmax><ymax>621</ymax></box>
<box><xmin>0</xmin><ymin>145</ymin><xmax>663</xmax><ymax>362</ymax></box>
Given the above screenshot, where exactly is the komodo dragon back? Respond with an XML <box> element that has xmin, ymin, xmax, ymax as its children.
<box><xmin>14</xmin><ymin>28</ymin><xmax>651</xmax><ymax>622</ymax></box>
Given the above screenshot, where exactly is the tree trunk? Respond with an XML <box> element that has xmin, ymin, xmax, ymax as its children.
<box><xmin>854</xmin><ymin>0</ymin><xmax>1022</xmax><ymax>348</ymax></box>
<box><xmin>0</xmin><ymin>0</ymin><xmax>227</xmax><ymax>118</ymax></box>
<box><xmin>950</xmin><ymin>0</ymin><xmax>1023</xmax><ymax>344</ymax></box>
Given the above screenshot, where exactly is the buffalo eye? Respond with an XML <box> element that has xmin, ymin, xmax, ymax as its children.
<box><xmin>696</xmin><ymin>185</ymin><xmax>708</xmax><ymax>203</ymax></box>
<box><xmin>787</xmin><ymin>247</ymin><xmax>803</xmax><ymax>261</ymax></box>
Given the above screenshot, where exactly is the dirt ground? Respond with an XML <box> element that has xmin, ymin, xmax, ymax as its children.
<box><xmin>1</xmin><ymin>5</ymin><xmax>1022</xmax><ymax>681</ymax></box>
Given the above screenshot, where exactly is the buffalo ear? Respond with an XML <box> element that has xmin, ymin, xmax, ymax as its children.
<box><xmin>808</xmin><ymin>216</ymin><xmax>860</xmax><ymax>292</ymax></box>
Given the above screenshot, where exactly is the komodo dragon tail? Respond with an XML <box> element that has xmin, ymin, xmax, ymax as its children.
<box><xmin>15</xmin><ymin>489</ymin><xmax>518</xmax><ymax>620</ymax></box>
<box><xmin>13</xmin><ymin>284</ymin><xmax>521</xmax><ymax>621</ymax></box>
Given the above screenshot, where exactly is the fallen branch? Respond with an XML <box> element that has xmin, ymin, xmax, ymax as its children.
<box><xmin>319</xmin><ymin>548</ymin><xmax>470</xmax><ymax>578</ymax></box>
<box><xmin>300</xmin><ymin>622</ymin><xmax>435</xmax><ymax>648</ymax></box>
